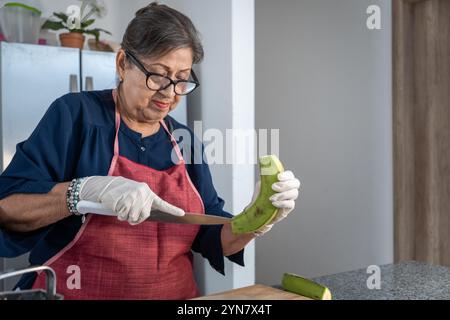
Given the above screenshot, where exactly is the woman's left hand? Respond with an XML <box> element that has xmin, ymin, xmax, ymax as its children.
<box><xmin>221</xmin><ymin>170</ymin><xmax>300</xmax><ymax>256</ymax></box>
<box><xmin>253</xmin><ymin>170</ymin><xmax>301</xmax><ymax>236</ymax></box>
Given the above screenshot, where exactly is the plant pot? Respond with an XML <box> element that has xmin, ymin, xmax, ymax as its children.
<box><xmin>59</xmin><ymin>32</ymin><xmax>85</xmax><ymax>49</ymax></box>
<box><xmin>88</xmin><ymin>39</ymin><xmax>114</xmax><ymax>52</ymax></box>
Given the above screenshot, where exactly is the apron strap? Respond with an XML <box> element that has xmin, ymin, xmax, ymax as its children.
<box><xmin>160</xmin><ymin>119</ymin><xmax>184</xmax><ymax>163</ymax></box>
<box><xmin>112</xmin><ymin>88</ymin><xmax>184</xmax><ymax>163</ymax></box>
<box><xmin>112</xmin><ymin>89</ymin><xmax>120</xmax><ymax>157</ymax></box>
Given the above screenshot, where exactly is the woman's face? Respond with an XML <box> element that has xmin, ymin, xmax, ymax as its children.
<box><xmin>116</xmin><ymin>47</ymin><xmax>194</xmax><ymax>123</ymax></box>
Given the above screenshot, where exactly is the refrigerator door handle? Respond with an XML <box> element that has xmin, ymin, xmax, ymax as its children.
<box><xmin>69</xmin><ymin>74</ymin><xmax>78</xmax><ymax>92</ymax></box>
<box><xmin>85</xmin><ymin>76</ymin><xmax>94</xmax><ymax>91</ymax></box>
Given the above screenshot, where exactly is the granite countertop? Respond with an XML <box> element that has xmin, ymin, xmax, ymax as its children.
<box><xmin>311</xmin><ymin>261</ymin><xmax>450</xmax><ymax>300</ymax></box>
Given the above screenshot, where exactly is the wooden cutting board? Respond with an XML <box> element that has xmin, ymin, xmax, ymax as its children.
<box><xmin>193</xmin><ymin>284</ymin><xmax>311</xmax><ymax>300</ymax></box>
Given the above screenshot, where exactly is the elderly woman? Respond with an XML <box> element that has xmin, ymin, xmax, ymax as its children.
<box><xmin>0</xmin><ymin>3</ymin><xmax>300</xmax><ymax>299</ymax></box>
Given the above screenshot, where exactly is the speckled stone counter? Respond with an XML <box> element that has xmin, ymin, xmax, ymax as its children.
<box><xmin>312</xmin><ymin>261</ymin><xmax>450</xmax><ymax>300</ymax></box>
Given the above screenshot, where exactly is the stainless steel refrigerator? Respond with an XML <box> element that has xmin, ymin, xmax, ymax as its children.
<box><xmin>0</xmin><ymin>42</ymin><xmax>187</xmax><ymax>291</ymax></box>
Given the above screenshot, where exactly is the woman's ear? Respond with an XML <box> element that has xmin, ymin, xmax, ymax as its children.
<box><xmin>116</xmin><ymin>50</ymin><xmax>126</xmax><ymax>82</ymax></box>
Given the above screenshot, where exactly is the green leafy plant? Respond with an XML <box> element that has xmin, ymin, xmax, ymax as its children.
<box><xmin>41</xmin><ymin>0</ymin><xmax>111</xmax><ymax>41</ymax></box>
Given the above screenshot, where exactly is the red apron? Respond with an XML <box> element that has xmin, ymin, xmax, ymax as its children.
<box><xmin>32</xmin><ymin>90</ymin><xmax>205</xmax><ymax>299</ymax></box>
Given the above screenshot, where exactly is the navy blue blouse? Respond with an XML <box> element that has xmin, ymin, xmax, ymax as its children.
<box><xmin>0</xmin><ymin>89</ymin><xmax>244</xmax><ymax>289</ymax></box>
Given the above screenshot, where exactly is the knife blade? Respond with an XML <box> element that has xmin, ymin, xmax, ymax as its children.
<box><xmin>76</xmin><ymin>200</ymin><xmax>231</xmax><ymax>225</ymax></box>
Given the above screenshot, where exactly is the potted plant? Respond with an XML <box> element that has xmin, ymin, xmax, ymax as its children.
<box><xmin>41</xmin><ymin>0</ymin><xmax>111</xmax><ymax>49</ymax></box>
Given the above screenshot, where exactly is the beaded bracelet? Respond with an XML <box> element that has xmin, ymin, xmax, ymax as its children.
<box><xmin>66</xmin><ymin>178</ymin><xmax>84</xmax><ymax>216</ymax></box>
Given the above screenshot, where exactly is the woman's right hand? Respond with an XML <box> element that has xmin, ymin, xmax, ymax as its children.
<box><xmin>79</xmin><ymin>176</ymin><xmax>185</xmax><ymax>225</ymax></box>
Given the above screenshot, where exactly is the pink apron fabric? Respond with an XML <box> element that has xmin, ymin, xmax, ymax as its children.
<box><xmin>32</xmin><ymin>90</ymin><xmax>205</xmax><ymax>299</ymax></box>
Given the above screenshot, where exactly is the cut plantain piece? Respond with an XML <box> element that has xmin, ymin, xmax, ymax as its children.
<box><xmin>282</xmin><ymin>273</ymin><xmax>332</xmax><ymax>300</ymax></box>
<box><xmin>231</xmin><ymin>155</ymin><xmax>284</xmax><ymax>234</ymax></box>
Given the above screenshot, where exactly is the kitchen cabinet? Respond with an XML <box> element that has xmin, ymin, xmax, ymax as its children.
<box><xmin>1</xmin><ymin>43</ymin><xmax>84</xmax><ymax>170</ymax></box>
<box><xmin>393</xmin><ymin>0</ymin><xmax>450</xmax><ymax>267</ymax></box>
<box><xmin>81</xmin><ymin>50</ymin><xmax>117</xmax><ymax>92</ymax></box>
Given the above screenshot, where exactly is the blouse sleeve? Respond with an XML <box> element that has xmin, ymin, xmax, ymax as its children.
<box><xmin>0</xmin><ymin>95</ymin><xmax>81</xmax><ymax>257</ymax></box>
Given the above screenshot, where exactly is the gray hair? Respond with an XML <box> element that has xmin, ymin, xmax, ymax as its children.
<box><xmin>121</xmin><ymin>2</ymin><xmax>204</xmax><ymax>64</ymax></box>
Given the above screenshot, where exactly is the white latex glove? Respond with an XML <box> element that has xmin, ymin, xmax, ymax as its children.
<box><xmin>247</xmin><ymin>171</ymin><xmax>301</xmax><ymax>236</ymax></box>
<box><xmin>79</xmin><ymin>176</ymin><xmax>185</xmax><ymax>225</ymax></box>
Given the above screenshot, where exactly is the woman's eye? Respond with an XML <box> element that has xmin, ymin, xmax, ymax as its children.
<box><xmin>177</xmin><ymin>74</ymin><xmax>190</xmax><ymax>81</ymax></box>
<box><xmin>149</xmin><ymin>69</ymin><xmax>166</xmax><ymax>76</ymax></box>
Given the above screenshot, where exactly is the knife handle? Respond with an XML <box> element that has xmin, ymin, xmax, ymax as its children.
<box><xmin>76</xmin><ymin>200</ymin><xmax>116</xmax><ymax>216</ymax></box>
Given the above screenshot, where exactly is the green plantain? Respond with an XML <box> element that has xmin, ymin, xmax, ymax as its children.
<box><xmin>282</xmin><ymin>273</ymin><xmax>332</xmax><ymax>300</ymax></box>
<box><xmin>231</xmin><ymin>155</ymin><xmax>284</xmax><ymax>234</ymax></box>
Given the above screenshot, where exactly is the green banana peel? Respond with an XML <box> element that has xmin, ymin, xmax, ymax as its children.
<box><xmin>231</xmin><ymin>155</ymin><xmax>284</xmax><ymax>234</ymax></box>
<box><xmin>282</xmin><ymin>273</ymin><xmax>332</xmax><ymax>300</ymax></box>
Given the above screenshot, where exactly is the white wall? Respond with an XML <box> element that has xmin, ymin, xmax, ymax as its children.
<box><xmin>255</xmin><ymin>0</ymin><xmax>393</xmax><ymax>285</ymax></box>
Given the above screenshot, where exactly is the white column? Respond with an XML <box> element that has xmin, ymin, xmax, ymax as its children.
<box><xmin>231</xmin><ymin>0</ymin><xmax>256</xmax><ymax>289</ymax></box>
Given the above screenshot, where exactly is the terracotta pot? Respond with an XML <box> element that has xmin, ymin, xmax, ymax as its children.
<box><xmin>59</xmin><ymin>32</ymin><xmax>85</xmax><ymax>49</ymax></box>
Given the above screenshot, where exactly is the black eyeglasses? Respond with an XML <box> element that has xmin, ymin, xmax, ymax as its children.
<box><xmin>125</xmin><ymin>50</ymin><xmax>200</xmax><ymax>96</ymax></box>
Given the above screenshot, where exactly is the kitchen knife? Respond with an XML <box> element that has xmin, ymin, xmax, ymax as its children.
<box><xmin>76</xmin><ymin>200</ymin><xmax>232</xmax><ymax>225</ymax></box>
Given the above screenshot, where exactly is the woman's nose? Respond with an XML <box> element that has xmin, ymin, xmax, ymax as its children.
<box><xmin>158</xmin><ymin>83</ymin><xmax>177</xmax><ymax>98</ymax></box>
